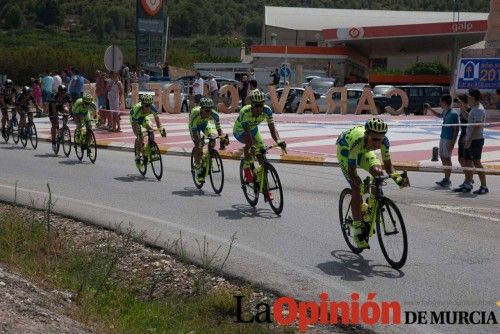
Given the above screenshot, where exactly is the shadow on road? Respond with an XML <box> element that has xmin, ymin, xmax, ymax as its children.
<box><xmin>114</xmin><ymin>175</ymin><xmax>159</xmax><ymax>183</ymax></box>
<box><xmin>1</xmin><ymin>145</ymin><xmax>26</xmax><ymax>150</ymax></box>
<box><xmin>171</xmin><ymin>187</ymin><xmax>219</xmax><ymax>198</ymax></box>
<box><xmin>216</xmin><ymin>204</ymin><xmax>277</xmax><ymax>220</ymax></box>
<box><xmin>317</xmin><ymin>250</ymin><xmax>404</xmax><ymax>282</ymax></box>
<box><xmin>34</xmin><ymin>153</ymin><xmax>63</xmax><ymax>158</ymax></box>
<box><xmin>59</xmin><ymin>160</ymin><xmax>90</xmax><ymax>166</ymax></box>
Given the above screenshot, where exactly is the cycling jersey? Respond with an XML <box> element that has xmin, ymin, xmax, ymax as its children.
<box><xmin>0</xmin><ymin>86</ymin><xmax>17</xmax><ymax>103</ymax></box>
<box><xmin>49</xmin><ymin>92</ymin><xmax>72</xmax><ymax>107</ymax></box>
<box><xmin>337</xmin><ymin>126</ymin><xmax>390</xmax><ymax>165</ymax></box>
<box><xmin>72</xmin><ymin>98</ymin><xmax>96</xmax><ymax>120</ymax></box>
<box><xmin>233</xmin><ymin>104</ymin><xmax>273</xmax><ymax>135</ymax></box>
<box><xmin>129</xmin><ymin>102</ymin><xmax>158</xmax><ymax>125</ymax></box>
<box><xmin>15</xmin><ymin>93</ymin><xmax>36</xmax><ymax>110</ymax></box>
<box><xmin>189</xmin><ymin>106</ymin><xmax>221</xmax><ymax>133</ymax></box>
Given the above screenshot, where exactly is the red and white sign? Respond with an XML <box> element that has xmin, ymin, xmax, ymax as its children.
<box><xmin>323</xmin><ymin>20</ymin><xmax>487</xmax><ymax>41</ymax></box>
<box><xmin>141</xmin><ymin>0</ymin><xmax>163</xmax><ymax>17</ymax></box>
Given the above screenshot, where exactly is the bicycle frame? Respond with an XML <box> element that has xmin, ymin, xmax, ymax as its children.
<box><xmin>250</xmin><ymin>142</ymin><xmax>284</xmax><ymax>194</ymax></box>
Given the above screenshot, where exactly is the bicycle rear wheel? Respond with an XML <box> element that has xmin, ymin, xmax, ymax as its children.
<box><xmin>190</xmin><ymin>148</ymin><xmax>204</xmax><ymax>189</ymax></box>
<box><xmin>338</xmin><ymin>188</ymin><xmax>364</xmax><ymax>254</ymax></box>
<box><xmin>264</xmin><ymin>163</ymin><xmax>283</xmax><ymax>215</ymax></box>
<box><xmin>376</xmin><ymin>198</ymin><xmax>408</xmax><ymax>269</ymax></box>
<box><xmin>29</xmin><ymin>123</ymin><xmax>38</xmax><ymax>149</ymax></box>
<box><xmin>149</xmin><ymin>142</ymin><xmax>163</xmax><ymax>180</ymax></box>
<box><xmin>87</xmin><ymin>130</ymin><xmax>97</xmax><ymax>163</ymax></box>
<box><xmin>2</xmin><ymin>125</ymin><xmax>9</xmax><ymax>143</ymax></box>
<box><xmin>209</xmin><ymin>149</ymin><xmax>224</xmax><ymax>194</ymax></box>
<box><xmin>134</xmin><ymin>141</ymin><xmax>147</xmax><ymax>176</ymax></box>
<box><xmin>74</xmin><ymin>129</ymin><xmax>84</xmax><ymax>161</ymax></box>
<box><xmin>11</xmin><ymin>118</ymin><xmax>19</xmax><ymax>144</ymax></box>
<box><xmin>20</xmin><ymin>128</ymin><xmax>27</xmax><ymax>147</ymax></box>
<box><xmin>62</xmin><ymin>126</ymin><xmax>72</xmax><ymax>157</ymax></box>
<box><xmin>239</xmin><ymin>159</ymin><xmax>258</xmax><ymax>207</ymax></box>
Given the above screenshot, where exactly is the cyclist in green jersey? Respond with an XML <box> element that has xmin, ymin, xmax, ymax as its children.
<box><xmin>336</xmin><ymin>118</ymin><xmax>409</xmax><ymax>249</ymax></box>
<box><xmin>72</xmin><ymin>94</ymin><xmax>96</xmax><ymax>144</ymax></box>
<box><xmin>130</xmin><ymin>94</ymin><xmax>166</xmax><ymax>168</ymax></box>
<box><xmin>233</xmin><ymin>90</ymin><xmax>286</xmax><ymax>183</ymax></box>
<box><xmin>189</xmin><ymin>97</ymin><xmax>229</xmax><ymax>182</ymax></box>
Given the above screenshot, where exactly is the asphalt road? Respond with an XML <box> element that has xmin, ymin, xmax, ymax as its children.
<box><xmin>0</xmin><ymin>141</ymin><xmax>499</xmax><ymax>334</ymax></box>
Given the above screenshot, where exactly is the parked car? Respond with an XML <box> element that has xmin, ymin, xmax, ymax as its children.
<box><xmin>301</xmin><ymin>75</ymin><xmax>322</xmax><ymax>88</ymax></box>
<box><xmin>265</xmin><ymin>87</ymin><xmax>328</xmax><ymax>113</ymax></box>
<box><xmin>334</xmin><ymin>87</ymin><xmax>392</xmax><ymax>114</ymax></box>
<box><xmin>395</xmin><ymin>85</ymin><xmax>443</xmax><ymax>115</ymax></box>
<box><xmin>309</xmin><ymin>77</ymin><xmax>338</xmax><ymax>95</ymax></box>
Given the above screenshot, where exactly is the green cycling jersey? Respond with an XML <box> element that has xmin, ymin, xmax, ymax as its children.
<box><xmin>233</xmin><ymin>104</ymin><xmax>274</xmax><ymax>134</ymax></box>
<box><xmin>189</xmin><ymin>106</ymin><xmax>221</xmax><ymax>133</ymax></box>
<box><xmin>72</xmin><ymin>98</ymin><xmax>96</xmax><ymax>121</ymax></box>
<box><xmin>130</xmin><ymin>102</ymin><xmax>159</xmax><ymax>126</ymax></box>
<box><xmin>337</xmin><ymin>126</ymin><xmax>391</xmax><ymax>167</ymax></box>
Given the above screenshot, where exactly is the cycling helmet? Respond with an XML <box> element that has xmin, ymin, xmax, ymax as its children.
<box><xmin>250</xmin><ymin>90</ymin><xmax>265</xmax><ymax>104</ymax></box>
<box><xmin>365</xmin><ymin>118</ymin><xmax>388</xmax><ymax>134</ymax></box>
<box><xmin>58</xmin><ymin>85</ymin><xmax>67</xmax><ymax>93</ymax></box>
<box><xmin>5</xmin><ymin>79</ymin><xmax>13</xmax><ymax>86</ymax></box>
<box><xmin>82</xmin><ymin>94</ymin><xmax>93</xmax><ymax>104</ymax></box>
<box><xmin>22</xmin><ymin>86</ymin><xmax>31</xmax><ymax>94</ymax></box>
<box><xmin>141</xmin><ymin>94</ymin><xmax>153</xmax><ymax>105</ymax></box>
<box><xmin>199</xmin><ymin>97</ymin><xmax>214</xmax><ymax>109</ymax></box>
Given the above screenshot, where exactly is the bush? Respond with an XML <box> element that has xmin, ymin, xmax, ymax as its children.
<box><xmin>404</xmin><ymin>62</ymin><xmax>450</xmax><ymax>75</ymax></box>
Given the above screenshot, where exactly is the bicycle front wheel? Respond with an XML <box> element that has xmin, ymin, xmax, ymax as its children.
<box><xmin>264</xmin><ymin>163</ymin><xmax>283</xmax><ymax>215</ymax></box>
<box><xmin>11</xmin><ymin>118</ymin><xmax>19</xmax><ymax>144</ymax></box>
<box><xmin>87</xmin><ymin>130</ymin><xmax>97</xmax><ymax>163</ymax></box>
<box><xmin>134</xmin><ymin>141</ymin><xmax>147</xmax><ymax>176</ymax></box>
<box><xmin>338</xmin><ymin>188</ymin><xmax>364</xmax><ymax>254</ymax></box>
<box><xmin>74</xmin><ymin>129</ymin><xmax>84</xmax><ymax>161</ymax></box>
<box><xmin>62</xmin><ymin>126</ymin><xmax>72</xmax><ymax>157</ymax></box>
<box><xmin>239</xmin><ymin>159</ymin><xmax>258</xmax><ymax>207</ymax></box>
<box><xmin>149</xmin><ymin>142</ymin><xmax>163</xmax><ymax>180</ymax></box>
<box><xmin>209</xmin><ymin>149</ymin><xmax>224</xmax><ymax>194</ymax></box>
<box><xmin>190</xmin><ymin>148</ymin><xmax>204</xmax><ymax>189</ymax></box>
<box><xmin>29</xmin><ymin>123</ymin><xmax>38</xmax><ymax>149</ymax></box>
<box><xmin>376</xmin><ymin>198</ymin><xmax>408</xmax><ymax>269</ymax></box>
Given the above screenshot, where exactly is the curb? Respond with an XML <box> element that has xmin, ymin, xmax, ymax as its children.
<box><xmin>35</xmin><ymin>135</ymin><xmax>500</xmax><ymax>176</ymax></box>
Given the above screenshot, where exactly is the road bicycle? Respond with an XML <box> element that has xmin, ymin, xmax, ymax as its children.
<box><xmin>19</xmin><ymin>110</ymin><xmax>38</xmax><ymax>149</ymax></box>
<box><xmin>135</xmin><ymin>128</ymin><xmax>165</xmax><ymax>180</ymax></box>
<box><xmin>53</xmin><ymin>114</ymin><xmax>72</xmax><ymax>157</ymax></box>
<box><xmin>339</xmin><ymin>172</ymin><xmax>408</xmax><ymax>269</ymax></box>
<box><xmin>190</xmin><ymin>134</ymin><xmax>227</xmax><ymax>194</ymax></box>
<box><xmin>239</xmin><ymin>142</ymin><xmax>286</xmax><ymax>215</ymax></box>
<box><xmin>74</xmin><ymin>118</ymin><xmax>97</xmax><ymax>163</ymax></box>
<box><xmin>2</xmin><ymin>109</ymin><xmax>18</xmax><ymax>144</ymax></box>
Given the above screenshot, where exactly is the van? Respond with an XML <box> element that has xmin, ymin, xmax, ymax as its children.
<box><xmin>395</xmin><ymin>85</ymin><xmax>443</xmax><ymax>115</ymax></box>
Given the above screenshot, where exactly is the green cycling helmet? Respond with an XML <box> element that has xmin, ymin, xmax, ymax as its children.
<box><xmin>141</xmin><ymin>94</ymin><xmax>153</xmax><ymax>105</ymax></box>
<box><xmin>365</xmin><ymin>118</ymin><xmax>388</xmax><ymax>134</ymax></box>
<box><xmin>250</xmin><ymin>90</ymin><xmax>265</xmax><ymax>104</ymax></box>
<box><xmin>200</xmin><ymin>97</ymin><xmax>215</xmax><ymax>109</ymax></box>
<box><xmin>82</xmin><ymin>94</ymin><xmax>93</xmax><ymax>104</ymax></box>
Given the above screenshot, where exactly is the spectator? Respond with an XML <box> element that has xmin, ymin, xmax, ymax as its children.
<box><xmin>270</xmin><ymin>68</ymin><xmax>280</xmax><ymax>86</ymax></box>
<box><xmin>122</xmin><ymin>63</ymin><xmax>131</xmax><ymax>95</ymax></box>
<box><xmin>107</xmin><ymin>71</ymin><xmax>124</xmax><ymax>132</ymax></box>
<box><xmin>453</xmin><ymin>94</ymin><xmax>473</xmax><ymax>192</ymax></box>
<box><xmin>138</xmin><ymin>70</ymin><xmax>150</xmax><ymax>90</ymax></box>
<box><xmin>239</xmin><ymin>74</ymin><xmax>249</xmax><ymax>106</ymax></box>
<box><xmin>207</xmin><ymin>73</ymin><xmax>218</xmax><ymax>103</ymax></box>
<box><xmin>462</xmin><ymin>89</ymin><xmax>488</xmax><ymax>194</ymax></box>
<box><xmin>32</xmin><ymin>78</ymin><xmax>42</xmax><ymax>116</ymax></box>
<box><xmin>41</xmin><ymin>70</ymin><xmax>53</xmax><ymax>115</ymax></box>
<box><xmin>426</xmin><ymin>94</ymin><xmax>459</xmax><ymax>187</ymax></box>
<box><xmin>130</xmin><ymin>65</ymin><xmax>138</xmax><ymax>84</ymax></box>
<box><xmin>248</xmin><ymin>68</ymin><xmax>256</xmax><ymax>80</ymax></box>
<box><xmin>245</xmin><ymin>79</ymin><xmax>258</xmax><ymax>105</ymax></box>
<box><xmin>52</xmin><ymin>71</ymin><xmax>62</xmax><ymax>94</ymax></box>
<box><xmin>192</xmin><ymin>72</ymin><xmax>204</xmax><ymax>104</ymax></box>
<box><xmin>162</xmin><ymin>63</ymin><xmax>170</xmax><ymax>77</ymax></box>
<box><xmin>61</xmin><ymin>70</ymin><xmax>71</xmax><ymax>87</ymax></box>
<box><xmin>69</xmin><ymin>68</ymin><xmax>88</xmax><ymax>102</ymax></box>
<box><xmin>496</xmin><ymin>88</ymin><xmax>500</xmax><ymax>109</ymax></box>
<box><xmin>95</xmin><ymin>70</ymin><xmax>107</xmax><ymax>127</ymax></box>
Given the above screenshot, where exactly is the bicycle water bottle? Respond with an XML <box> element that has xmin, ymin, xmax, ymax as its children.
<box><xmin>361</xmin><ymin>200</ymin><xmax>370</xmax><ymax>223</ymax></box>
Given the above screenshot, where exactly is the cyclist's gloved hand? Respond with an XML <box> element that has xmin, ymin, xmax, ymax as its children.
<box><xmin>159</xmin><ymin>128</ymin><xmax>167</xmax><ymax>137</ymax></box>
<box><xmin>390</xmin><ymin>173</ymin><xmax>409</xmax><ymax>188</ymax></box>
<box><xmin>249</xmin><ymin>145</ymin><xmax>257</xmax><ymax>154</ymax></box>
<box><xmin>223</xmin><ymin>134</ymin><xmax>230</xmax><ymax>146</ymax></box>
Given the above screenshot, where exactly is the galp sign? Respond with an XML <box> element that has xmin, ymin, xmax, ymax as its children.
<box><xmin>452</xmin><ymin>22</ymin><xmax>473</xmax><ymax>33</ymax></box>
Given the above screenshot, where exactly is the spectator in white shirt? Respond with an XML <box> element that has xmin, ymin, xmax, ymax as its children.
<box><xmin>193</xmin><ymin>72</ymin><xmax>204</xmax><ymax>104</ymax></box>
<box><xmin>207</xmin><ymin>73</ymin><xmax>218</xmax><ymax>103</ymax></box>
<box><xmin>52</xmin><ymin>71</ymin><xmax>62</xmax><ymax>93</ymax></box>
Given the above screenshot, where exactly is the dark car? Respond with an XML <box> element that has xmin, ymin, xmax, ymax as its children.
<box><xmin>395</xmin><ymin>85</ymin><xmax>443</xmax><ymax>115</ymax></box>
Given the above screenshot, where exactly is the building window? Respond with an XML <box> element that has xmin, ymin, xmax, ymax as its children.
<box><xmin>305</xmin><ymin>41</ymin><xmax>318</xmax><ymax>46</ymax></box>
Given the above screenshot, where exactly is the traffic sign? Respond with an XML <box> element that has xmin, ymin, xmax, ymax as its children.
<box><xmin>280</xmin><ymin>64</ymin><xmax>290</xmax><ymax>77</ymax></box>
<box><xmin>104</xmin><ymin>45</ymin><xmax>124</xmax><ymax>72</ymax></box>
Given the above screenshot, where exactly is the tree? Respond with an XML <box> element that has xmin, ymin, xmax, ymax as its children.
<box><xmin>2</xmin><ymin>4</ymin><xmax>22</xmax><ymax>29</ymax></box>
<box><xmin>35</xmin><ymin>0</ymin><xmax>62</xmax><ymax>26</ymax></box>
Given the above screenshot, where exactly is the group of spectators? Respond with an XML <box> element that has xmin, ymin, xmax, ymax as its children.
<box><xmin>427</xmin><ymin>89</ymin><xmax>492</xmax><ymax>195</ymax></box>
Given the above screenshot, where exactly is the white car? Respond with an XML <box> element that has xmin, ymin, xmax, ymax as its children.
<box><xmin>265</xmin><ymin>87</ymin><xmax>328</xmax><ymax>113</ymax></box>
